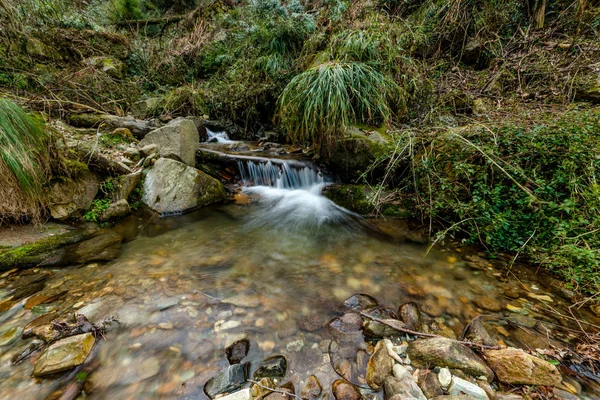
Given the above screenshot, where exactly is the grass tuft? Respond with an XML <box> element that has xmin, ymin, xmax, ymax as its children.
<box><xmin>277</xmin><ymin>61</ymin><xmax>404</xmax><ymax>157</ymax></box>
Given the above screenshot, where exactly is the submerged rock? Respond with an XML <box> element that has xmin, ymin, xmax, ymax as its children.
<box><xmin>332</xmin><ymin>379</ymin><xmax>361</xmax><ymax>400</ymax></box>
<box><xmin>300</xmin><ymin>375</ymin><xmax>322</xmax><ymax>400</ymax></box>
<box><xmin>407</xmin><ymin>337</ymin><xmax>494</xmax><ymax>381</ymax></box>
<box><xmin>204</xmin><ymin>363</ymin><xmax>250</xmax><ymax>399</ymax></box>
<box><xmin>327</xmin><ymin>313</ymin><xmax>364</xmax><ymax>343</ymax></box>
<box><xmin>139</xmin><ymin>118</ymin><xmax>199</xmax><ymax>166</ymax></box>
<box><xmin>142</xmin><ymin>158</ymin><xmax>226</xmax><ymax>214</ymax></box>
<box><xmin>398</xmin><ymin>302</ymin><xmax>423</xmax><ymax>331</ymax></box>
<box><xmin>0</xmin><ymin>326</ymin><xmax>22</xmax><ymax>346</ymax></box>
<box><xmin>343</xmin><ymin>294</ymin><xmax>378</xmax><ymax>312</ymax></box>
<box><xmin>254</xmin><ymin>355</ymin><xmax>287</xmax><ymax>380</ymax></box>
<box><xmin>226</xmin><ymin>339</ymin><xmax>250</xmax><ymax>364</ymax></box>
<box><xmin>463</xmin><ymin>319</ymin><xmax>495</xmax><ymax>347</ymax></box>
<box><xmin>483</xmin><ymin>347</ymin><xmax>562</xmax><ymax>386</ymax></box>
<box><xmin>33</xmin><ymin>332</ymin><xmax>95</xmax><ymax>377</ymax></box>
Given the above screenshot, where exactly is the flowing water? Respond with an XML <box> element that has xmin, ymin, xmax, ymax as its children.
<box><xmin>0</xmin><ymin>156</ymin><xmax>599</xmax><ymax>399</ymax></box>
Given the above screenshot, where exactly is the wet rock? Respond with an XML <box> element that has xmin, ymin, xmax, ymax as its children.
<box><xmin>157</xmin><ymin>297</ymin><xmax>179</xmax><ymax>311</ymax></box>
<box><xmin>552</xmin><ymin>389</ymin><xmax>580</xmax><ymax>400</ymax></box>
<box><xmin>0</xmin><ymin>326</ymin><xmax>22</xmax><ymax>346</ymax></box>
<box><xmin>33</xmin><ymin>333</ymin><xmax>95</xmax><ymax>377</ymax></box>
<box><xmin>332</xmin><ymin>379</ymin><xmax>361</xmax><ymax>400</ymax></box>
<box><xmin>418</xmin><ymin>371</ymin><xmax>444</xmax><ymax>398</ymax></box>
<box><xmin>398</xmin><ymin>302</ymin><xmax>423</xmax><ymax>331</ymax></box>
<box><xmin>286</xmin><ymin>339</ymin><xmax>305</xmax><ymax>352</ymax></box>
<box><xmin>226</xmin><ymin>339</ymin><xmax>250</xmax><ymax>364</ymax></box>
<box><xmin>222</xmin><ymin>294</ymin><xmax>261</xmax><ymax>308</ymax></box>
<box><xmin>384</xmin><ymin>364</ymin><xmax>427</xmax><ymax>400</ymax></box>
<box><xmin>139</xmin><ymin>118</ymin><xmax>199</xmax><ymax>166</ymax></box>
<box><xmin>142</xmin><ymin>158</ymin><xmax>226</xmax><ymax>214</ymax></box>
<box><xmin>100</xmin><ymin>199</ymin><xmax>130</xmax><ymax>221</ymax></box>
<box><xmin>251</xmin><ymin>377</ymin><xmax>277</xmax><ymax>399</ymax></box>
<box><xmin>463</xmin><ymin>319</ymin><xmax>495</xmax><ymax>347</ymax></box>
<box><xmin>483</xmin><ymin>347</ymin><xmax>562</xmax><ymax>386</ymax></box>
<box><xmin>204</xmin><ymin>363</ymin><xmax>250</xmax><ymax>399</ymax></box>
<box><xmin>438</xmin><ymin>368</ymin><xmax>452</xmax><ymax>390</ymax></box>
<box><xmin>254</xmin><ymin>355</ymin><xmax>287</xmax><ymax>380</ymax></box>
<box><xmin>363</xmin><ymin>307</ymin><xmax>401</xmax><ymax>338</ymax></box>
<box><xmin>48</xmin><ymin>171</ymin><xmax>99</xmax><ymax>220</ymax></box>
<box><xmin>474</xmin><ymin>297</ymin><xmax>502</xmax><ymax>312</ymax></box>
<box><xmin>322</xmin><ymin>185</ymin><xmax>376</xmax><ymax>215</ymax></box>
<box><xmin>218</xmin><ymin>389</ymin><xmax>253</xmax><ymax>400</ymax></box>
<box><xmin>77</xmin><ymin>295</ymin><xmax>125</xmax><ymax>322</ymax></box>
<box><xmin>67</xmin><ymin>229</ymin><xmax>122</xmax><ymax>264</ymax></box>
<box><xmin>448</xmin><ymin>377</ymin><xmax>489</xmax><ymax>400</ymax></box>
<box><xmin>215</xmin><ymin>320</ymin><xmax>241</xmax><ymax>332</ymax></box>
<box><xmin>298</xmin><ymin>315</ymin><xmax>324</xmax><ymax>332</ymax></box>
<box><xmin>85</xmin><ymin>356</ymin><xmax>161</xmax><ymax>392</ymax></box>
<box><xmin>327</xmin><ymin>313</ymin><xmax>364</xmax><ymax>343</ymax></box>
<box><xmin>407</xmin><ymin>337</ymin><xmax>494</xmax><ymax>381</ymax></box>
<box><xmin>366</xmin><ymin>339</ymin><xmax>395</xmax><ymax>390</ymax></box>
<box><xmin>22</xmin><ymin>312</ymin><xmax>58</xmax><ymax>341</ymax></box>
<box><xmin>111</xmin><ymin>171</ymin><xmax>142</xmax><ymax>202</ymax></box>
<box><xmin>300</xmin><ymin>375</ymin><xmax>322</xmax><ymax>400</ymax></box>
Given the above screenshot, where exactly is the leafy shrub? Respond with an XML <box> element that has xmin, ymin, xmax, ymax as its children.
<box><xmin>278</xmin><ymin>62</ymin><xmax>403</xmax><ymax>157</ymax></box>
<box><xmin>84</xmin><ymin>199</ymin><xmax>112</xmax><ymax>222</ymax></box>
<box><xmin>407</xmin><ymin>108</ymin><xmax>600</xmax><ymax>293</ymax></box>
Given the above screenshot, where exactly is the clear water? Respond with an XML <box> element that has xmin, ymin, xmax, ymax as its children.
<box><xmin>0</xmin><ymin>166</ymin><xmax>599</xmax><ymax>399</ymax></box>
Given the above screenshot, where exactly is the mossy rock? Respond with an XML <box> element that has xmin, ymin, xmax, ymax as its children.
<box><xmin>322</xmin><ymin>184</ymin><xmax>375</xmax><ymax>215</ymax></box>
<box><xmin>574</xmin><ymin>75</ymin><xmax>600</xmax><ymax>103</ymax></box>
<box><xmin>327</xmin><ymin>126</ymin><xmax>392</xmax><ymax>183</ymax></box>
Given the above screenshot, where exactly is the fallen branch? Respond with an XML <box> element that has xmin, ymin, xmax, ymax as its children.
<box><xmin>359</xmin><ymin>311</ymin><xmax>502</xmax><ymax>350</ymax></box>
<box><xmin>247</xmin><ymin>380</ymin><xmax>303</xmax><ymax>400</ymax></box>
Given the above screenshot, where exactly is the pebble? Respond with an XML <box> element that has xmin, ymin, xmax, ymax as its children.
<box><xmin>286</xmin><ymin>339</ymin><xmax>305</xmax><ymax>352</ymax></box>
<box><xmin>448</xmin><ymin>376</ymin><xmax>489</xmax><ymax>400</ymax></box>
<box><xmin>438</xmin><ymin>368</ymin><xmax>452</xmax><ymax>389</ymax></box>
<box><xmin>214</xmin><ymin>320</ymin><xmax>241</xmax><ymax>332</ymax></box>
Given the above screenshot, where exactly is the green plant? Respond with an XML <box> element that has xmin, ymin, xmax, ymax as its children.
<box><xmin>83</xmin><ymin>199</ymin><xmax>112</xmax><ymax>222</ymax></box>
<box><xmin>0</xmin><ymin>99</ymin><xmax>54</xmax><ymax>222</ymax></box>
<box><xmin>278</xmin><ymin>61</ymin><xmax>404</xmax><ymax>157</ymax></box>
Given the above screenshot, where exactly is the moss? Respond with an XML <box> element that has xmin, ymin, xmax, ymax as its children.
<box><xmin>322</xmin><ymin>184</ymin><xmax>375</xmax><ymax>215</ymax></box>
<box><xmin>62</xmin><ymin>159</ymin><xmax>89</xmax><ymax>178</ymax></box>
<box><xmin>0</xmin><ymin>229</ymin><xmax>87</xmax><ymax>271</ymax></box>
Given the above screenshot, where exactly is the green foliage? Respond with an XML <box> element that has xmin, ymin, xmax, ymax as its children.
<box><xmin>111</xmin><ymin>0</ymin><xmax>144</xmax><ymax>22</ymax></box>
<box><xmin>0</xmin><ymin>99</ymin><xmax>49</xmax><ymax>195</ymax></box>
<box><xmin>278</xmin><ymin>62</ymin><xmax>403</xmax><ymax>157</ymax></box>
<box><xmin>84</xmin><ymin>199</ymin><xmax>112</xmax><ymax>222</ymax></box>
<box><xmin>150</xmin><ymin>85</ymin><xmax>206</xmax><ymax>116</ymax></box>
<box><xmin>406</xmin><ymin>108</ymin><xmax>600</xmax><ymax>293</ymax></box>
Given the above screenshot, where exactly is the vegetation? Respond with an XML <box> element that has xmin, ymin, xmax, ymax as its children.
<box><xmin>278</xmin><ymin>62</ymin><xmax>402</xmax><ymax>157</ymax></box>
<box><xmin>83</xmin><ymin>199</ymin><xmax>112</xmax><ymax>222</ymax></box>
<box><xmin>0</xmin><ymin>99</ymin><xmax>53</xmax><ymax>222</ymax></box>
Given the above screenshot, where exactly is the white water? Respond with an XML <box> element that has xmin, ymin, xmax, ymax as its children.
<box><xmin>206</xmin><ymin>128</ymin><xmax>234</xmax><ymax>143</ymax></box>
<box><xmin>237</xmin><ymin>158</ymin><xmax>359</xmax><ymax>231</ymax></box>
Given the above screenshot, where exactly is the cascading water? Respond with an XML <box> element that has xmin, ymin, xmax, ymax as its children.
<box><xmin>235</xmin><ymin>157</ymin><xmax>361</xmax><ymax>232</ymax></box>
<box><xmin>206</xmin><ymin>128</ymin><xmax>234</xmax><ymax>143</ymax></box>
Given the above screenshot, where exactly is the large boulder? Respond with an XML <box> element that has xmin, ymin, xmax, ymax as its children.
<box><xmin>407</xmin><ymin>337</ymin><xmax>494</xmax><ymax>381</ymax></box>
<box><xmin>327</xmin><ymin>126</ymin><xmax>392</xmax><ymax>182</ymax></box>
<box><xmin>48</xmin><ymin>172</ymin><xmax>99</xmax><ymax>220</ymax></box>
<box><xmin>139</xmin><ymin>118</ymin><xmax>199</xmax><ymax>166</ymax></box>
<box><xmin>142</xmin><ymin>158</ymin><xmax>226</xmax><ymax>214</ymax></box>
<box><xmin>483</xmin><ymin>348</ymin><xmax>562</xmax><ymax>386</ymax></box>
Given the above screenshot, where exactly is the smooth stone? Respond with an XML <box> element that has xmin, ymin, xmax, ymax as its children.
<box><xmin>438</xmin><ymin>367</ymin><xmax>452</xmax><ymax>389</ymax></box>
<box><xmin>418</xmin><ymin>371</ymin><xmax>444</xmax><ymax>398</ymax></box>
<box><xmin>0</xmin><ymin>326</ymin><xmax>22</xmax><ymax>346</ymax></box>
<box><xmin>327</xmin><ymin>313</ymin><xmax>364</xmax><ymax>343</ymax></box>
<box><xmin>254</xmin><ymin>355</ymin><xmax>287</xmax><ymax>380</ymax></box>
<box><xmin>363</xmin><ymin>307</ymin><xmax>401</xmax><ymax>338</ymax></box>
<box><xmin>215</xmin><ymin>320</ymin><xmax>241</xmax><ymax>332</ymax></box>
<box><xmin>366</xmin><ymin>339</ymin><xmax>395</xmax><ymax>391</ymax></box>
<box><xmin>407</xmin><ymin>337</ymin><xmax>494</xmax><ymax>381</ymax></box>
<box><xmin>217</xmin><ymin>389</ymin><xmax>252</xmax><ymax>400</ymax></box>
<box><xmin>33</xmin><ymin>333</ymin><xmax>95</xmax><ymax>377</ymax></box>
<box><xmin>398</xmin><ymin>302</ymin><xmax>423</xmax><ymax>331</ymax></box>
<box><xmin>226</xmin><ymin>339</ymin><xmax>250</xmax><ymax>364</ymax></box>
<box><xmin>332</xmin><ymin>379</ymin><xmax>361</xmax><ymax>400</ymax></box>
<box><xmin>157</xmin><ymin>297</ymin><xmax>179</xmax><ymax>311</ymax></box>
<box><xmin>384</xmin><ymin>364</ymin><xmax>427</xmax><ymax>400</ymax></box>
<box><xmin>474</xmin><ymin>297</ymin><xmax>503</xmax><ymax>312</ymax></box>
<box><xmin>222</xmin><ymin>294</ymin><xmax>261</xmax><ymax>308</ymax></box>
<box><xmin>286</xmin><ymin>339</ymin><xmax>305</xmax><ymax>352</ymax></box>
<box><xmin>204</xmin><ymin>363</ymin><xmax>250</xmax><ymax>399</ymax></box>
<box><xmin>77</xmin><ymin>295</ymin><xmax>125</xmax><ymax>323</ymax></box>
<box><xmin>100</xmin><ymin>199</ymin><xmax>130</xmax><ymax>221</ymax></box>
<box><xmin>448</xmin><ymin>377</ymin><xmax>489</xmax><ymax>400</ymax></box>
<box><xmin>463</xmin><ymin>319</ymin><xmax>496</xmax><ymax>347</ymax></box>
<box><xmin>139</xmin><ymin>144</ymin><xmax>158</xmax><ymax>158</ymax></box>
<box><xmin>300</xmin><ymin>375</ymin><xmax>323</xmax><ymax>400</ymax></box>
<box><xmin>343</xmin><ymin>294</ymin><xmax>378</xmax><ymax>311</ymax></box>
<box><xmin>483</xmin><ymin>347</ymin><xmax>562</xmax><ymax>386</ymax></box>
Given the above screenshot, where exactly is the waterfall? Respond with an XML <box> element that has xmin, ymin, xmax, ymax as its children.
<box><xmin>206</xmin><ymin>128</ymin><xmax>233</xmax><ymax>143</ymax></box>
<box><xmin>237</xmin><ymin>159</ymin><xmax>325</xmax><ymax>190</ymax></box>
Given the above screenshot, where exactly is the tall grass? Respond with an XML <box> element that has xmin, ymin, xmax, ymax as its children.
<box><xmin>277</xmin><ymin>62</ymin><xmax>403</xmax><ymax>157</ymax></box>
<box><xmin>0</xmin><ymin>99</ymin><xmax>51</xmax><ymax>222</ymax></box>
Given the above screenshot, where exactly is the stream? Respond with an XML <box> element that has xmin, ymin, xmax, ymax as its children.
<box><xmin>0</xmin><ymin>140</ymin><xmax>599</xmax><ymax>399</ymax></box>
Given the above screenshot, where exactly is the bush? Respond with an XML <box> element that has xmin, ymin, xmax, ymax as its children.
<box><xmin>0</xmin><ymin>99</ymin><xmax>52</xmax><ymax>222</ymax></box>
<box><xmin>406</xmin><ymin>108</ymin><xmax>600</xmax><ymax>293</ymax></box>
<box><xmin>277</xmin><ymin>62</ymin><xmax>403</xmax><ymax>157</ymax></box>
